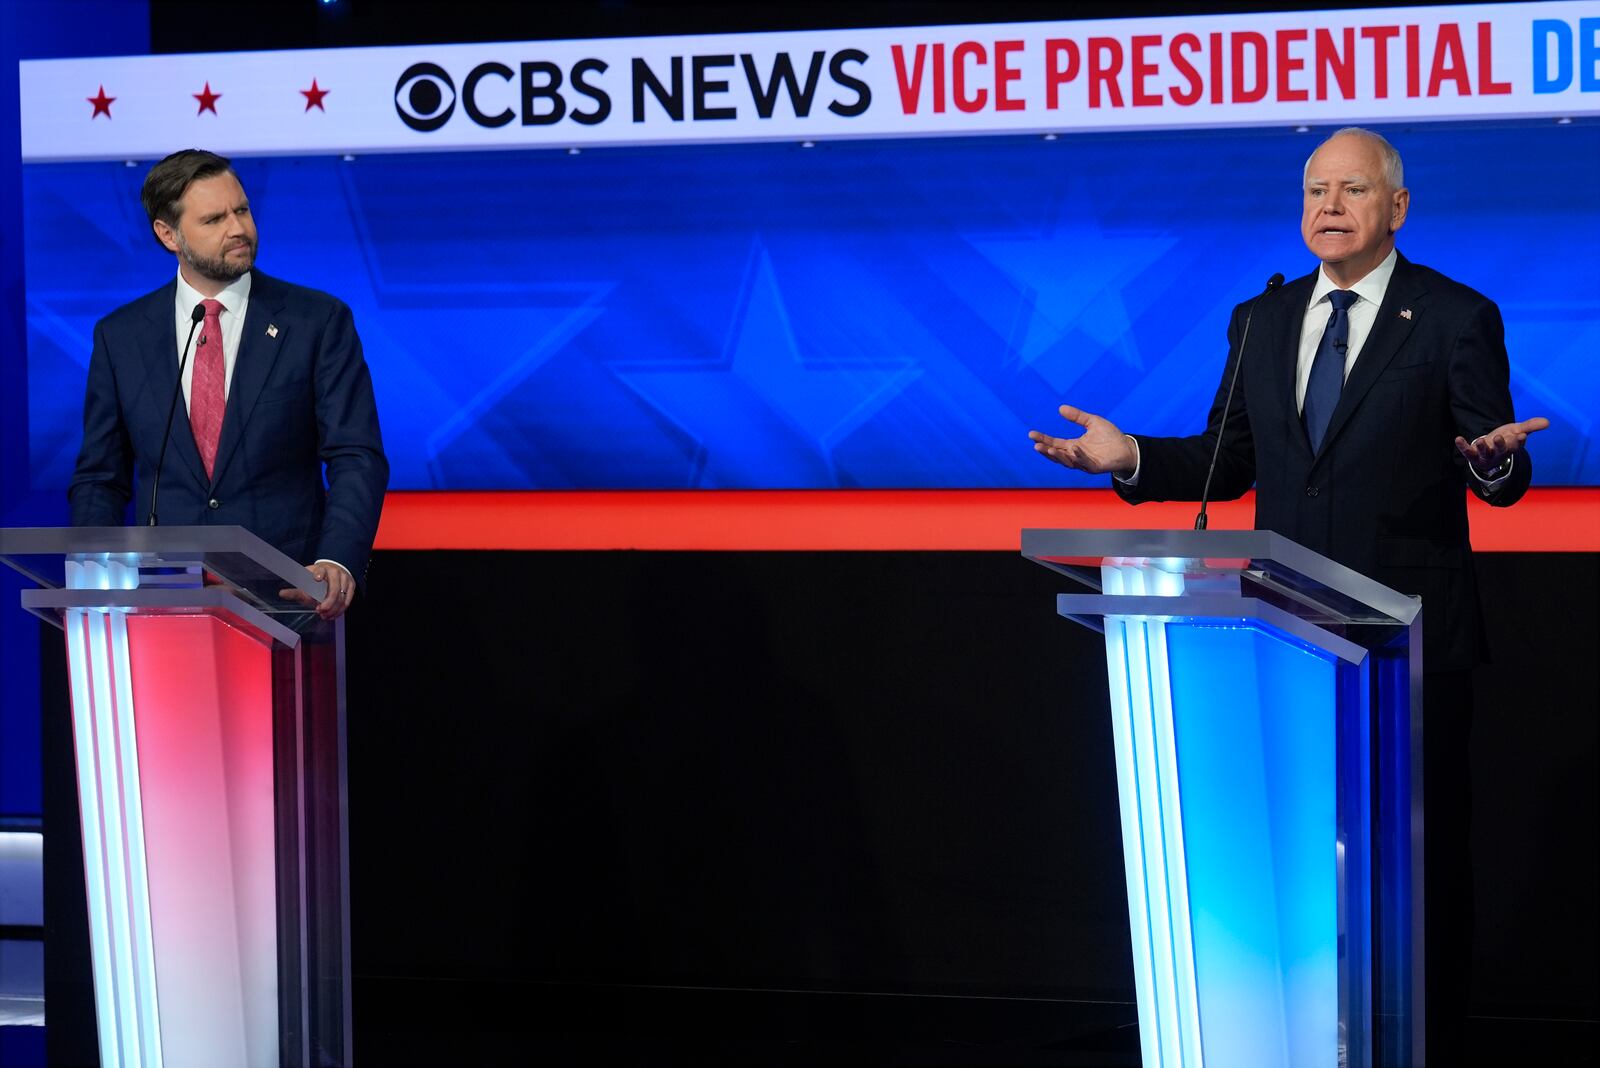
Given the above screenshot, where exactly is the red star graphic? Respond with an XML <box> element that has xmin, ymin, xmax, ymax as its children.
<box><xmin>194</xmin><ymin>81</ymin><xmax>221</xmax><ymax>115</ymax></box>
<box><xmin>87</xmin><ymin>85</ymin><xmax>115</xmax><ymax>119</ymax></box>
<box><xmin>300</xmin><ymin>78</ymin><xmax>329</xmax><ymax>112</ymax></box>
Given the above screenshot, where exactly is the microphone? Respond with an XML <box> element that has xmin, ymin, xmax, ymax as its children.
<box><xmin>147</xmin><ymin>302</ymin><xmax>208</xmax><ymax>526</ymax></box>
<box><xmin>1194</xmin><ymin>272</ymin><xmax>1284</xmax><ymax>531</ymax></box>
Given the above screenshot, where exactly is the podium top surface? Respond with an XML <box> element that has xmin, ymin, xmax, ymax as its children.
<box><xmin>1021</xmin><ymin>528</ymin><xmax>1418</xmax><ymax>628</ymax></box>
<box><xmin>0</xmin><ymin>525</ymin><xmax>328</xmax><ymax>626</ymax></box>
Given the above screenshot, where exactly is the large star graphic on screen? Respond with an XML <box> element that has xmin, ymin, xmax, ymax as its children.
<box><xmin>418</xmin><ymin>284</ymin><xmax>612</xmax><ymax>485</ymax></box>
<box><xmin>307</xmin><ymin>158</ymin><xmax>618</xmax><ymax>488</ymax></box>
<box><xmin>28</xmin><ymin>224</ymin><xmax>195</xmax><ymax>482</ymax></box>
<box><xmin>611</xmin><ymin>242</ymin><xmax>919</xmax><ymax>488</ymax></box>
<box><xmin>967</xmin><ymin>222</ymin><xmax>1176</xmax><ymax>393</ymax></box>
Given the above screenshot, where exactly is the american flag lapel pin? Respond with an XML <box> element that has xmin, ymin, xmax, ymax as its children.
<box><xmin>266</xmin><ymin>323</ymin><xmax>279</xmax><ymax>338</ymax></box>
<box><xmin>1399</xmin><ymin>308</ymin><xmax>1413</xmax><ymax>320</ymax></box>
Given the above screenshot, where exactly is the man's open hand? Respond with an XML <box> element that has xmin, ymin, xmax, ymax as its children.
<box><xmin>1454</xmin><ymin>417</ymin><xmax>1549</xmax><ymax>476</ymax></box>
<box><xmin>1029</xmin><ymin>405</ymin><xmax>1138</xmax><ymax>476</ymax></box>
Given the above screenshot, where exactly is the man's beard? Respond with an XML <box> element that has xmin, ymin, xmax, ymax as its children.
<box><xmin>176</xmin><ymin>230</ymin><xmax>256</xmax><ymax>284</ymax></box>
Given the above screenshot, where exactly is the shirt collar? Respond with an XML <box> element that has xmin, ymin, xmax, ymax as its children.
<box><xmin>175</xmin><ymin>267</ymin><xmax>252</xmax><ymax>319</ymax></box>
<box><xmin>1310</xmin><ymin>247</ymin><xmax>1397</xmax><ymax>310</ymax></box>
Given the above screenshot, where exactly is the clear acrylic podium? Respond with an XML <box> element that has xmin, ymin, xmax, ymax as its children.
<box><xmin>1023</xmin><ymin>529</ymin><xmax>1426</xmax><ymax>1068</ymax></box>
<box><xmin>0</xmin><ymin>526</ymin><xmax>352</xmax><ymax>1068</ymax></box>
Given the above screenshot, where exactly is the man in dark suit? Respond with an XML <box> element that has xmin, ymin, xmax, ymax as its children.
<box><xmin>70</xmin><ymin>148</ymin><xmax>387</xmax><ymax>620</ymax></box>
<box><xmin>1029</xmin><ymin>127</ymin><xmax>1547</xmax><ymax>1059</ymax></box>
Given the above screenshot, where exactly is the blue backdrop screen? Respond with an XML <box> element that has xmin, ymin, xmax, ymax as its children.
<box><xmin>22</xmin><ymin>122</ymin><xmax>1600</xmax><ymax>490</ymax></box>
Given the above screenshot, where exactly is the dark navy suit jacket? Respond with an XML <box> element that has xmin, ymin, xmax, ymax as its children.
<box><xmin>70</xmin><ymin>270</ymin><xmax>388</xmax><ymax>584</ymax></box>
<box><xmin>1118</xmin><ymin>254</ymin><xmax>1530</xmax><ymax>672</ymax></box>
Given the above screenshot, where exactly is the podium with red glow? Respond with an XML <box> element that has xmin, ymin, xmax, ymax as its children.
<box><xmin>1023</xmin><ymin>529</ymin><xmax>1427</xmax><ymax>1068</ymax></box>
<box><xmin>1</xmin><ymin>526</ymin><xmax>351</xmax><ymax>1068</ymax></box>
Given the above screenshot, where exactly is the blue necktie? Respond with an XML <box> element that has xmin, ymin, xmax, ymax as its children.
<box><xmin>1304</xmin><ymin>289</ymin><xmax>1359</xmax><ymax>452</ymax></box>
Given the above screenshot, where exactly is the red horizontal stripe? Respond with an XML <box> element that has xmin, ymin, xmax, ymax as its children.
<box><xmin>374</xmin><ymin>487</ymin><xmax>1600</xmax><ymax>552</ymax></box>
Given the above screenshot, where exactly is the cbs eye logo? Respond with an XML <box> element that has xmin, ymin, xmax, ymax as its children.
<box><xmin>394</xmin><ymin>63</ymin><xmax>456</xmax><ymax>132</ymax></box>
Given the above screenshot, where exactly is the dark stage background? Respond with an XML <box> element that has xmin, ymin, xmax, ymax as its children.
<box><xmin>340</xmin><ymin>549</ymin><xmax>1600</xmax><ymax>1062</ymax></box>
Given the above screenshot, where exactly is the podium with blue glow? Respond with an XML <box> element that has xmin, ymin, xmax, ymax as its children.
<box><xmin>0</xmin><ymin>525</ymin><xmax>352</xmax><ymax>1068</ymax></box>
<box><xmin>1023</xmin><ymin>529</ymin><xmax>1426</xmax><ymax>1068</ymax></box>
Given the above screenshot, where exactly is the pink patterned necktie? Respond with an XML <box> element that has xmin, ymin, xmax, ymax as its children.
<box><xmin>189</xmin><ymin>298</ymin><xmax>226</xmax><ymax>481</ymax></box>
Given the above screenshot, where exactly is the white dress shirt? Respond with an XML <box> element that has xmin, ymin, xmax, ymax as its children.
<box><xmin>1294</xmin><ymin>248</ymin><xmax>1396</xmax><ymax>412</ymax></box>
<box><xmin>174</xmin><ymin>268</ymin><xmax>251</xmax><ymax>412</ymax></box>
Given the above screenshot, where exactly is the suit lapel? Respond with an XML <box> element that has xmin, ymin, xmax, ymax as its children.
<box><xmin>211</xmin><ymin>271</ymin><xmax>287</xmax><ymax>487</ymax></box>
<box><xmin>138</xmin><ymin>282</ymin><xmax>210</xmax><ymax>488</ymax></box>
<box><xmin>1313</xmin><ymin>256</ymin><xmax>1425</xmax><ymax>462</ymax></box>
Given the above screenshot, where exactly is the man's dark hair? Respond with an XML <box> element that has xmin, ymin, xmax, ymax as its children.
<box><xmin>140</xmin><ymin>148</ymin><xmax>235</xmax><ymax>248</ymax></box>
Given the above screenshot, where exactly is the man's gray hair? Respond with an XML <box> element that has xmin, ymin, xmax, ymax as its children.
<box><xmin>1303</xmin><ymin>127</ymin><xmax>1405</xmax><ymax>190</ymax></box>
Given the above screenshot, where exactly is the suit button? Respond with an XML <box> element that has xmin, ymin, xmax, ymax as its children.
<box><xmin>1305</xmin><ymin>486</ymin><xmax>1319</xmax><ymax>497</ymax></box>
<box><xmin>208</xmin><ymin>498</ymin><xmax>220</xmax><ymax>509</ymax></box>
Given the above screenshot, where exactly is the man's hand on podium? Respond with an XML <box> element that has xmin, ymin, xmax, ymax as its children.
<box><xmin>279</xmin><ymin>560</ymin><xmax>356</xmax><ymax>620</ymax></box>
<box><xmin>1029</xmin><ymin>405</ymin><xmax>1138</xmax><ymax>477</ymax></box>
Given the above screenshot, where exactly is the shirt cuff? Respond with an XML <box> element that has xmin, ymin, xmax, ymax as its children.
<box><xmin>1468</xmin><ymin>453</ymin><xmax>1514</xmax><ymax>491</ymax></box>
<box><xmin>1113</xmin><ymin>435</ymin><xmax>1142</xmax><ymax>486</ymax></box>
<box><xmin>313</xmin><ymin>558</ymin><xmax>352</xmax><ymax>579</ymax></box>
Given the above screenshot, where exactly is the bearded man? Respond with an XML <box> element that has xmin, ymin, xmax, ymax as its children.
<box><xmin>70</xmin><ymin>148</ymin><xmax>387</xmax><ymax>619</ymax></box>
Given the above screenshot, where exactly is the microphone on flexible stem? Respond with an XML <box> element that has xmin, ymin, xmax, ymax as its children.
<box><xmin>148</xmin><ymin>302</ymin><xmax>208</xmax><ymax>526</ymax></box>
<box><xmin>1194</xmin><ymin>272</ymin><xmax>1284</xmax><ymax>531</ymax></box>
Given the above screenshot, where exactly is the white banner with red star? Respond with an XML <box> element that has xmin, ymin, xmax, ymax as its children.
<box><xmin>18</xmin><ymin>1</ymin><xmax>1600</xmax><ymax>161</ymax></box>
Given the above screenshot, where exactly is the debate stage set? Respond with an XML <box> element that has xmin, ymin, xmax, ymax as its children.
<box><xmin>1</xmin><ymin>1</ymin><xmax>1597</xmax><ymax>1066</ymax></box>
